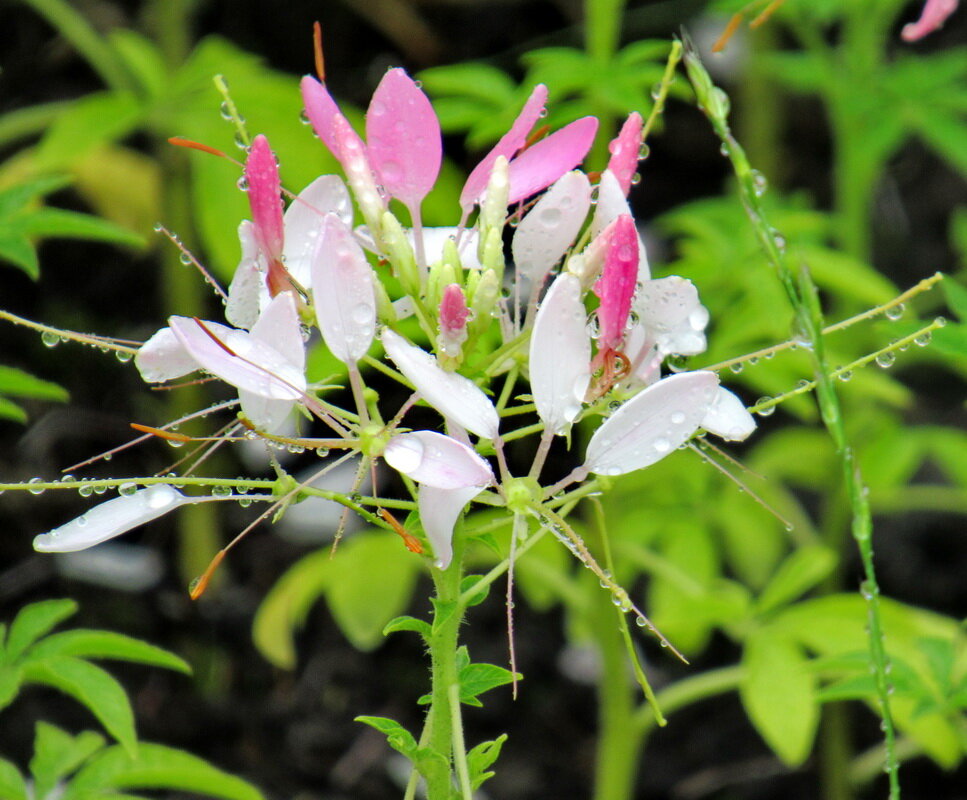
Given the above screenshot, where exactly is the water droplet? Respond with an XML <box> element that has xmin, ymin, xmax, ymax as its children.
<box><xmin>42</xmin><ymin>331</ymin><xmax>61</xmax><ymax>348</ymax></box>
<box><xmin>115</xmin><ymin>350</ymin><xmax>134</xmax><ymax>363</ymax></box>
<box><xmin>914</xmin><ymin>331</ymin><xmax>932</xmax><ymax>347</ymax></box>
<box><xmin>234</xmin><ymin>133</ymin><xmax>248</xmax><ymax>151</ymax></box>
<box><xmin>838</xmin><ymin>370</ymin><xmax>853</xmax><ymax>382</ymax></box>
<box><xmin>93</xmin><ymin>484</ymin><xmax>107</xmax><ymax>495</ymax></box>
<box><xmin>236</xmin><ymin>176</ymin><xmax>249</xmax><ymax>191</ymax></box>
<box><xmin>755</xmin><ymin>399</ymin><xmax>775</xmax><ymax>417</ymax></box>
<box><xmin>652</xmin><ymin>437</ymin><xmax>671</xmax><ymax>453</ymax></box>
<box><xmin>119</xmin><ymin>481</ymin><xmax>137</xmax><ymax>496</ymax></box>
<box><xmin>885</xmin><ymin>303</ymin><xmax>904</xmax><ymax>321</ymax></box>
<box><xmin>538</xmin><ymin>108</ymin><xmax>548</xmax><ymax>119</ymax></box>
<box><xmin>28</xmin><ymin>477</ymin><xmax>45</xmax><ymax>495</ymax></box>
<box><xmin>719</xmin><ymin>142</ymin><xmax>731</xmax><ymax>157</ymax></box>
<box><xmin>179</xmin><ymin>252</ymin><xmax>192</xmax><ymax>266</ymax></box>
<box><xmin>751</xmin><ymin>169</ymin><xmax>768</xmax><ymax>197</ymax></box>
<box><xmin>729</xmin><ymin>362</ymin><xmax>744</xmax><ymax>374</ymax></box>
<box><xmin>239</xmin><ymin>497</ymin><xmax>253</xmax><ymax>507</ymax></box>
<box><xmin>635</xmin><ymin>616</ymin><xmax>647</xmax><ymax>628</ymax></box>
<box><xmin>212</xmin><ymin>485</ymin><xmax>232</xmax><ymax>497</ymax></box>
<box><xmin>630</xmin><ymin>172</ymin><xmax>641</xmax><ymax>186</ymax></box>
<box><xmin>79</xmin><ymin>483</ymin><xmax>94</xmax><ymax>497</ymax></box>
<box><xmin>638</xmin><ymin>143</ymin><xmax>650</xmax><ymax>160</ymax></box>
<box><xmin>670</xmin><ymin>411</ymin><xmax>686</xmax><ymax>425</ymax></box>
<box><xmin>934</xmin><ymin>316</ymin><xmax>947</xmax><ymax>327</ymax></box>
<box><xmin>875</xmin><ymin>352</ymin><xmax>896</xmax><ymax>368</ymax></box>
<box><xmin>219</xmin><ymin>101</ymin><xmax>232</xmax><ymax>120</ymax></box>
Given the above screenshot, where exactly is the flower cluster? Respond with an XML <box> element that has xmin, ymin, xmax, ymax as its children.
<box><xmin>34</xmin><ymin>68</ymin><xmax>755</xmax><ymax>569</ymax></box>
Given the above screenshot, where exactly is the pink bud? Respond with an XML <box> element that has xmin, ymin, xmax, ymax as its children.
<box><xmin>244</xmin><ymin>134</ymin><xmax>284</xmax><ymax>264</ymax></box>
<box><xmin>366</xmin><ymin>68</ymin><xmax>442</xmax><ymax>209</ymax></box>
<box><xmin>439</xmin><ymin>284</ymin><xmax>469</xmax><ymax>337</ymax></box>
<box><xmin>593</xmin><ymin>215</ymin><xmax>638</xmax><ymax>352</ymax></box>
<box><xmin>606</xmin><ymin>112</ymin><xmax>643</xmax><ymax>196</ymax></box>
<box><xmin>300</xmin><ymin>76</ymin><xmax>366</xmax><ymax>164</ymax></box>
<box><xmin>902</xmin><ymin>0</ymin><xmax>958</xmax><ymax>41</ymax></box>
<box><xmin>461</xmin><ymin>84</ymin><xmax>548</xmax><ymax>211</ymax></box>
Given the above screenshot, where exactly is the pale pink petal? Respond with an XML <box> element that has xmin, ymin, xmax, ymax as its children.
<box><xmin>460</xmin><ymin>84</ymin><xmax>548</xmax><ymax>210</ymax></box>
<box><xmin>135</xmin><ymin>327</ymin><xmax>197</xmax><ymax>383</ymax></box>
<box><xmin>418</xmin><ymin>484</ymin><xmax>483</xmax><ymax>568</ymax></box>
<box><xmin>592</xmin><ymin>170</ymin><xmax>650</xmax><ymax>280</ymax></box>
<box><xmin>507</xmin><ymin>117</ymin><xmax>598</xmax><ymax>204</ymax></box>
<box><xmin>300</xmin><ymin>76</ymin><xmax>366</xmax><ymax>162</ymax></box>
<box><xmin>902</xmin><ymin>0</ymin><xmax>958</xmax><ymax>40</ymax></box>
<box><xmin>701</xmin><ymin>387</ymin><xmax>756</xmax><ymax>442</ymax></box>
<box><xmin>244</xmin><ymin>134</ymin><xmax>284</xmax><ymax>263</ymax></box>
<box><xmin>250</xmin><ymin>293</ymin><xmax>306</xmax><ymax>374</ymax></box>
<box><xmin>606</xmin><ymin>113</ymin><xmax>644</xmax><ymax>196</ymax></box>
<box><xmin>381</xmin><ymin>328</ymin><xmax>500</xmax><ymax>439</ymax></box>
<box><xmin>512</xmin><ymin>171</ymin><xmax>591</xmax><ymax>282</ymax></box>
<box><xmin>583</xmin><ymin>371</ymin><xmax>719</xmax><ymax>476</ymax></box>
<box><xmin>282</xmin><ymin>175</ymin><xmax>353</xmax><ymax>288</ymax></box>
<box><xmin>34</xmin><ymin>485</ymin><xmax>191</xmax><ymax>553</ymax></box>
<box><xmin>384</xmin><ymin>430</ymin><xmax>493</xmax><ymax>489</ymax></box>
<box><xmin>593</xmin><ymin>215</ymin><xmax>638</xmax><ymax>351</ymax></box>
<box><xmin>366</xmin><ymin>68</ymin><xmax>442</xmax><ymax>208</ymax></box>
<box><xmin>311</xmin><ymin>214</ymin><xmax>377</xmax><ymax>364</ymax></box>
<box><xmin>169</xmin><ymin>317</ymin><xmax>305</xmax><ymax>400</ymax></box>
<box><xmin>530</xmin><ymin>273</ymin><xmax>591</xmax><ymax>436</ymax></box>
<box><xmin>226</xmin><ymin>221</ymin><xmax>268</xmax><ymax>329</ymax></box>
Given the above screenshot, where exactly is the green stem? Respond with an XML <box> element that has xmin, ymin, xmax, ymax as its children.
<box><xmin>632</xmin><ymin>665</ymin><xmax>744</xmax><ymax>736</ymax></box>
<box><xmin>18</xmin><ymin>0</ymin><xmax>135</xmax><ymax>91</ymax></box>
<box><xmin>684</xmin><ymin>50</ymin><xmax>900</xmax><ymax>799</ymax></box>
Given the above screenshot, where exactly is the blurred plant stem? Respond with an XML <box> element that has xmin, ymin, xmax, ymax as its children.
<box><xmin>148</xmin><ymin>0</ymin><xmax>222</xmax><ymax>586</ymax></box>
<box><xmin>684</xmin><ymin>46</ymin><xmax>901</xmax><ymax>800</ymax></box>
<box><xmin>584</xmin><ymin>0</ymin><xmax>627</xmax><ymax>169</ymax></box>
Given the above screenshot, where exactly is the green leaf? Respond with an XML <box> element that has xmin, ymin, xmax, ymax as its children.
<box><xmin>30</xmin><ymin>722</ymin><xmax>105</xmax><ymax>800</ymax></box>
<box><xmin>355</xmin><ymin>716</ymin><xmax>418</xmax><ymax>757</ymax></box>
<box><xmin>0</xmin><ymin>231</ymin><xmax>38</xmax><ymax>277</ymax></box>
<box><xmin>0</xmin><ymin>396</ymin><xmax>27</xmax><ymax>423</ymax></box>
<box><xmin>0</xmin><ymin>365</ymin><xmax>68</xmax><ymax>402</ymax></box>
<box><xmin>64</xmin><ymin>742</ymin><xmax>264</xmax><ymax>800</ymax></box>
<box><xmin>26</xmin><ymin>631</ymin><xmax>190</xmax><ymax>674</ymax></box>
<box><xmin>740</xmin><ymin>627</ymin><xmax>818</xmax><ymax>766</ymax></box>
<box><xmin>943</xmin><ymin>277</ymin><xmax>967</xmax><ymax>322</ymax></box>
<box><xmin>458</xmin><ymin>662</ymin><xmax>519</xmax><ymax>707</ymax></box>
<box><xmin>0</xmin><ymin>665</ymin><xmax>21</xmax><ymax>708</ymax></box>
<box><xmin>466</xmin><ymin>734</ymin><xmax>507</xmax><ymax>791</ymax></box>
<box><xmin>19</xmin><ymin>208</ymin><xmax>144</xmax><ymax>249</ymax></box>
<box><xmin>21</xmin><ymin>657</ymin><xmax>137</xmax><ymax>755</ymax></box>
<box><xmin>0</xmin><ymin>175</ymin><xmax>72</xmax><ymax>217</ymax></box>
<box><xmin>35</xmin><ymin>91</ymin><xmax>143</xmax><ymax>170</ymax></box>
<box><xmin>382</xmin><ymin>615</ymin><xmax>432</xmax><ymax>640</ymax></box>
<box><xmin>252</xmin><ymin>549</ymin><xmax>333</xmax><ymax>669</ymax></box>
<box><xmin>325</xmin><ymin>533</ymin><xmax>420</xmax><ymax>651</ymax></box>
<box><xmin>460</xmin><ymin>575</ymin><xmax>491</xmax><ymax>607</ymax></box>
<box><xmin>108</xmin><ymin>31</ymin><xmax>166</xmax><ymax>101</ymax></box>
<box><xmin>0</xmin><ymin>757</ymin><xmax>27</xmax><ymax>800</ymax></box>
<box><xmin>5</xmin><ymin>599</ymin><xmax>77</xmax><ymax>662</ymax></box>
<box><xmin>756</xmin><ymin>545</ymin><xmax>837</xmax><ymax>614</ymax></box>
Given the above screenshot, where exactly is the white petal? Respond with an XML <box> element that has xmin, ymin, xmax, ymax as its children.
<box><xmin>33</xmin><ymin>485</ymin><xmax>190</xmax><ymax>553</ymax></box>
<box><xmin>250</xmin><ymin>293</ymin><xmax>306</xmax><ymax>372</ymax></box>
<box><xmin>529</xmin><ymin>273</ymin><xmax>591</xmax><ymax>435</ymax></box>
<box><xmin>381</xmin><ymin>329</ymin><xmax>500</xmax><ymax>440</ymax></box>
<box><xmin>169</xmin><ymin>317</ymin><xmax>306</xmax><ymax>400</ymax></box>
<box><xmin>512</xmin><ymin>171</ymin><xmax>591</xmax><ymax>282</ymax></box>
<box><xmin>701</xmin><ymin>387</ymin><xmax>756</xmax><ymax>442</ymax></box>
<box><xmin>135</xmin><ymin>327</ymin><xmax>197</xmax><ymax>383</ymax></box>
<box><xmin>226</xmin><ymin>221</ymin><xmax>268</xmax><ymax>330</ymax></box>
<box><xmin>282</xmin><ymin>175</ymin><xmax>353</xmax><ymax>288</ymax></box>
<box><xmin>591</xmin><ymin>170</ymin><xmax>650</xmax><ymax>280</ymax></box>
<box><xmin>239</xmin><ymin>389</ymin><xmax>295</xmax><ymax>433</ymax></box>
<box><xmin>419</xmin><ymin>484</ymin><xmax>483</xmax><ymax>569</ymax></box>
<box><xmin>583</xmin><ymin>371</ymin><xmax>719</xmax><ymax>476</ymax></box>
<box><xmin>418</xmin><ymin>227</ymin><xmax>481</xmax><ymax>270</ymax></box>
<box><xmin>633</xmin><ymin>276</ymin><xmax>708</xmax><ymax>356</ymax></box>
<box><xmin>384</xmin><ymin>430</ymin><xmax>493</xmax><ymax>489</ymax></box>
<box><xmin>311</xmin><ymin>214</ymin><xmax>377</xmax><ymax>364</ymax></box>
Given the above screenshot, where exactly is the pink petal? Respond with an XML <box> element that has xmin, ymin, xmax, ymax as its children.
<box><xmin>529</xmin><ymin>273</ymin><xmax>591</xmax><ymax>435</ymax></box>
<box><xmin>34</xmin><ymin>485</ymin><xmax>191</xmax><ymax>553</ymax></box>
<box><xmin>310</xmin><ymin>214</ymin><xmax>377</xmax><ymax>364</ymax></box>
<box><xmin>381</xmin><ymin>329</ymin><xmax>500</xmax><ymax>439</ymax></box>
<box><xmin>593</xmin><ymin>214</ymin><xmax>638</xmax><ymax>351</ymax></box>
<box><xmin>384</xmin><ymin>430</ymin><xmax>493</xmax><ymax>489</ymax></box>
<box><xmin>135</xmin><ymin>327</ymin><xmax>197</xmax><ymax>383</ymax></box>
<box><xmin>583</xmin><ymin>371</ymin><xmax>719</xmax><ymax>476</ymax></box>
<box><xmin>418</xmin><ymin>484</ymin><xmax>483</xmax><ymax>569</ymax></box>
<box><xmin>169</xmin><ymin>317</ymin><xmax>305</xmax><ymax>401</ymax></box>
<box><xmin>366</xmin><ymin>68</ymin><xmax>442</xmax><ymax>208</ymax></box>
<box><xmin>700</xmin><ymin>387</ymin><xmax>756</xmax><ymax>442</ymax></box>
<box><xmin>282</xmin><ymin>175</ymin><xmax>353</xmax><ymax>289</ymax></box>
<box><xmin>439</xmin><ymin>284</ymin><xmax>469</xmax><ymax>337</ymax></box>
<box><xmin>512</xmin><ymin>170</ymin><xmax>591</xmax><ymax>282</ymax></box>
<box><xmin>226</xmin><ymin>221</ymin><xmax>267</xmax><ymax>330</ymax></box>
<box><xmin>460</xmin><ymin>84</ymin><xmax>548</xmax><ymax>211</ymax></box>
<box><xmin>902</xmin><ymin>0</ymin><xmax>958</xmax><ymax>40</ymax></box>
<box><xmin>592</xmin><ymin>171</ymin><xmax>650</xmax><ymax>280</ymax></box>
<box><xmin>606</xmin><ymin>113</ymin><xmax>644</xmax><ymax>196</ymax></box>
<box><xmin>300</xmin><ymin>76</ymin><xmax>366</xmax><ymax>163</ymax></box>
<box><xmin>244</xmin><ymin>134</ymin><xmax>284</xmax><ymax>263</ymax></box>
<box><xmin>507</xmin><ymin>116</ymin><xmax>598</xmax><ymax>205</ymax></box>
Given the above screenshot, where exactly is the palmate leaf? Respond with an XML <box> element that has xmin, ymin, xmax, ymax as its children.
<box><xmin>61</xmin><ymin>742</ymin><xmax>264</xmax><ymax>800</ymax></box>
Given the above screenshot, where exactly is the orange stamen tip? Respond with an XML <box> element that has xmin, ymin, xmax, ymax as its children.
<box><xmin>189</xmin><ymin>550</ymin><xmax>227</xmax><ymax>600</ymax></box>
<box><xmin>750</xmin><ymin>0</ymin><xmax>786</xmax><ymax>29</ymax></box>
<box><xmin>130</xmin><ymin>423</ymin><xmax>193</xmax><ymax>442</ymax></box>
<box><xmin>379</xmin><ymin>507</ymin><xmax>424</xmax><ymax>555</ymax></box>
<box><xmin>523</xmin><ymin>124</ymin><xmax>551</xmax><ymax>151</ymax></box>
<box><xmin>168</xmin><ymin>137</ymin><xmax>227</xmax><ymax>158</ymax></box>
<box><xmin>712</xmin><ymin>12</ymin><xmax>745</xmax><ymax>53</ymax></box>
<box><xmin>313</xmin><ymin>21</ymin><xmax>326</xmax><ymax>82</ymax></box>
